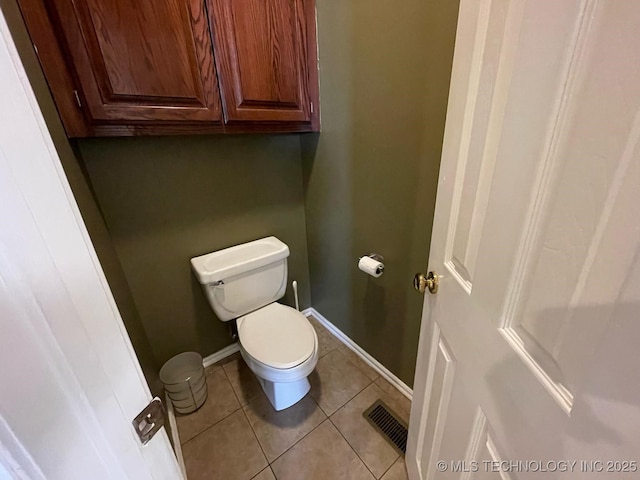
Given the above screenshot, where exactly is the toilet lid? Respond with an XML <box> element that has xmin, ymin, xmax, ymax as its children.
<box><xmin>237</xmin><ymin>303</ymin><xmax>316</xmax><ymax>369</ymax></box>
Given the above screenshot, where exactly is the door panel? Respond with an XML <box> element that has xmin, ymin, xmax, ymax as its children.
<box><xmin>0</xmin><ymin>13</ymin><xmax>182</xmax><ymax>478</ymax></box>
<box><xmin>459</xmin><ymin>409</ymin><xmax>509</xmax><ymax>480</ymax></box>
<box><xmin>50</xmin><ymin>0</ymin><xmax>222</xmax><ymax>122</ymax></box>
<box><xmin>209</xmin><ymin>0</ymin><xmax>312</xmax><ymax>122</ymax></box>
<box><xmin>443</xmin><ymin>0</ymin><xmax>511</xmax><ymax>291</ymax></box>
<box><xmin>408</xmin><ymin>0</ymin><xmax>640</xmax><ymax>478</ymax></box>
<box><xmin>414</xmin><ymin>324</ymin><xmax>457</xmax><ymax>479</ymax></box>
<box><xmin>503</xmin><ymin>8</ymin><xmax>640</xmax><ymax>412</ymax></box>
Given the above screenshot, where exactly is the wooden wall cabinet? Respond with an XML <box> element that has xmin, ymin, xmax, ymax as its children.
<box><xmin>17</xmin><ymin>0</ymin><xmax>319</xmax><ymax>137</ymax></box>
<box><xmin>210</xmin><ymin>0</ymin><xmax>315</xmax><ymax>124</ymax></box>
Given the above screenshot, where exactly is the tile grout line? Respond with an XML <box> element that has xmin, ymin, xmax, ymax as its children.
<box><xmin>323</xmin><ymin>372</ymin><xmax>403</xmax><ymax>479</ymax></box>
<box><xmin>220</xmin><ymin>363</ymin><xmax>243</xmax><ymax>405</ymax></box>
<box><xmin>338</xmin><ymin>349</ymin><xmax>381</xmax><ymax>387</ymax></box>
<box><xmin>322</xmin><ymin>321</ymin><xmax>410</xmax><ymax>419</ymax></box>
<box><xmin>377</xmin><ymin>458</ymin><xmax>400</xmax><ymax>480</ymax></box>
<box><xmin>221</xmin><ymin>356</ymin><xmax>319</xmax><ymax>469</ymax></box>
<box><xmin>240</xmin><ymin>407</ymin><xmax>270</xmax><ymax>470</ymax></box>
<box><xmin>268</xmin><ymin>418</ymin><xmax>328</xmax><ymax>470</ymax></box>
<box><xmin>179</xmin><ymin>369</ymin><xmax>243</xmax><ymax>446</ymax></box>
<box><xmin>313</xmin><ymin>355</ymin><xmax>376</xmax><ymax>417</ymax></box>
<box><xmin>184</xmin><ymin>363</ymin><xmax>271</xmax><ymax>476</ymax></box>
<box><xmin>318</xmin><ymin>343</ymin><xmax>339</xmax><ymax>359</ymax></box>
<box><xmin>327</xmin><ymin>414</ymin><xmax>382</xmax><ymax>480</ymax></box>
<box><xmin>178</xmin><ymin>404</ymin><xmax>243</xmax><ymax>447</ymax></box>
<box><xmin>336</xmin><ymin>344</ymin><xmax>382</xmax><ymax>383</ymax></box>
<box><xmin>250</xmin><ymin>466</ymin><xmax>275</xmax><ymax>480</ymax></box>
<box><xmin>266</xmin><ymin>395</ymin><xmax>328</xmax><ymax>467</ymax></box>
<box><xmin>313</xmin><ymin>372</ymin><xmax>380</xmax><ymax>477</ymax></box>
<box><xmin>241</xmin><ymin>381</ymin><xmax>328</xmax><ymax>468</ymax></box>
<box><xmin>312</xmin><ymin>315</ymin><xmax>382</xmax><ymax>387</ymax></box>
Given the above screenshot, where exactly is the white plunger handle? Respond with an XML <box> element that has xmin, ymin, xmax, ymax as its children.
<box><xmin>292</xmin><ymin>280</ymin><xmax>300</xmax><ymax>311</ymax></box>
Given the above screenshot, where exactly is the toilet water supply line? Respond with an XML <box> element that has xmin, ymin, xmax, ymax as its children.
<box><xmin>292</xmin><ymin>280</ymin><xmax>300</xmax><ymax>311</ymax></box>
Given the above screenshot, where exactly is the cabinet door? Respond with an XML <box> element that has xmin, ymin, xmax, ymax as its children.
<box><xmin>50</xmin><ymin>0</ymin><xmax>222</xmax><ymax>123</ymax></box>
<box><xmin>209</xmin><ymin>0</ymin><xmax>315</xmax><ymax>123</ymax></box>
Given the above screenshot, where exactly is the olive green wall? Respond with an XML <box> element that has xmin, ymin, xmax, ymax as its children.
<box><xmin>77</xmin><ymin>135</ymin><xmax>311</xmax><ymax>367</ymax></box>
<box><xmin>5</xmin><ymin>0</ymin><xmax>459</xmax><ymax>390</ymax></box>
<box><xmin>302</xmin><ymin>0</ymin><xmax>460</xmax><ymax>386</ymax></box>
<box><xmin>1</xmin><ymin>0</ymin><xmax>162</xmax><ymax>395</ymax></box>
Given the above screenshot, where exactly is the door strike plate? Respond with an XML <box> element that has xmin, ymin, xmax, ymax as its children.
<box><xmin>132</xmin><ymin>397</ymin><xmax>165</xmax><ymax>445</ymax></box>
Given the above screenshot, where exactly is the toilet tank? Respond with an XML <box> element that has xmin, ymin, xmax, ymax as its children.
<box><xmin>190</xmin><ymin>237</ymin><xmax>289</xmax><ymax>321</ymax></box>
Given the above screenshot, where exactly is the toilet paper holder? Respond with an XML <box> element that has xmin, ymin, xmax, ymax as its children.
<box><xmin>358</xmin><ymin>253</ymin><xmax>385</xmax><ymax>277</ymax></box>
<box><xmin>360</xmin><ymin>253</ymin><xmax>385</xmax><ymax>263</ymax></box>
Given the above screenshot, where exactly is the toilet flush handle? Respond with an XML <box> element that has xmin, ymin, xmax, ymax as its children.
<box><xmin>212</xmin><ymin>280</ymin><xmax>224</xmax><ymax>286</ymax></box>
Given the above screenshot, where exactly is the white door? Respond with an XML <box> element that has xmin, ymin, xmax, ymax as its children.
<box><xmin>408</xmin><ymin>1</ymin><xmax>640</xmax><ymax>479</ymax></box>
<box><xmin>0</xmin><ymin>11</ymin><xmax>182</xmax><ymax>480</ymax></box>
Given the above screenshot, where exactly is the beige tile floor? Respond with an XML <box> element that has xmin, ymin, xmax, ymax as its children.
<box><xmin>177</xmin><ymin>316</ymin><xmax>411</xmax><ymax>480</ymax></box>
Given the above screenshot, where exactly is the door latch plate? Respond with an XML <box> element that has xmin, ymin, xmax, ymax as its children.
<box><xmin>132</xmin><ymin>397</ymin><xmax>165</xmax><ymax>445</ymax></box>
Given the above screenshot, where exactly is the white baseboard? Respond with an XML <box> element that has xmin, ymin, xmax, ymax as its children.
<box><xmin>202</xmin><ymin>342</ymin><xmax>240</xmax><ymax>368</ymax></box>
<box><xmin>302</xmin><ymin>307</ymin><xmax>413</xmax><ymax>401</ymax></box>
<box><xmin>197</xmin><ymin>314</ymin><xmax>412</xmax><ymax>401</ymax></box>
<box><xmin>165</xmin><ymin>394</ymin><xmax>187</xmax><ymax>479</ymax></box>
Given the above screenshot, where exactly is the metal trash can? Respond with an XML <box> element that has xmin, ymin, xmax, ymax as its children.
<box><xmin>159</xmin><ymin>352</ymin><xmax>207</xmax><ymax>414</ymax></box>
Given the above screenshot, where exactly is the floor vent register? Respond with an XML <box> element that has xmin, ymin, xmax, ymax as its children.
<box><xmin>363</xmin><ymin>400</ymin><xmax>408</xmax><ymax>456</ymax></box>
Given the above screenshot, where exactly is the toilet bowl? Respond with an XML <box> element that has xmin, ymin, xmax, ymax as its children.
<box><xmin>190</xmin><ymin>237</ymin><xmax>319</xmax><ymax>411</ymax></box>
<box><xmin>237</xmin><ymin>303</ymin><xmax>318</xmax><ymax>410</ymax></box>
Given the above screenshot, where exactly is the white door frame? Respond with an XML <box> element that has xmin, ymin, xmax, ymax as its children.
<box><xmin>0</xmin><ymin>10</ymin><xmax>182</xmax><ymax>480</ymax></box>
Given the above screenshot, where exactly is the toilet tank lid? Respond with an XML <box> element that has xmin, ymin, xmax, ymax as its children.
<box><xmin>190</xmin><ymin>236</ymin><xmax>289</xmax><ymax>284</ymax></box>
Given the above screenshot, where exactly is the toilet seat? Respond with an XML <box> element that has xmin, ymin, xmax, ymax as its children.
<box><xmin>237</xmin><ymin>303</ymin><xmax>316</xmax><ymax>369</ymax></box>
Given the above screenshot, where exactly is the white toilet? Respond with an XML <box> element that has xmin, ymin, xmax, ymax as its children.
<box><xmin>190</xmin><ymin>236</ymin><xmax>318</xmax><ymax>411</ymax></box>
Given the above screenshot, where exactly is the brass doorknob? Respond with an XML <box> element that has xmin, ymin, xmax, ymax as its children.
<box><xmin>413</xmin><ymin>271</ymin><xmax>439</xmax><ymax>294</ymax></box>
